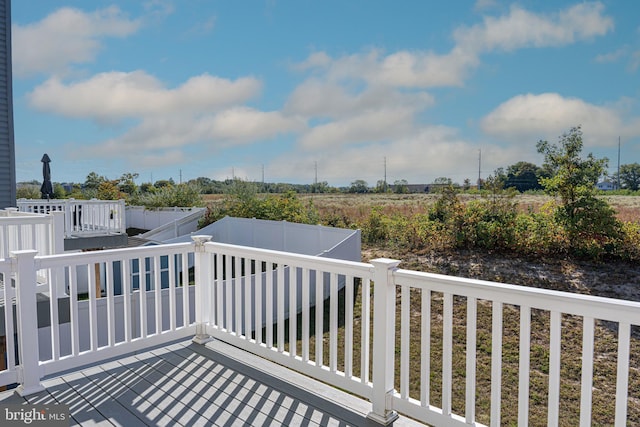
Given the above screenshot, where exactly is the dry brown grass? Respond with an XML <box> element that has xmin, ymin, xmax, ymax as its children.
<box><xmin>298</xmin><ymin>193</ymin><xmax>640</xmax><ymax>224</ymax></box>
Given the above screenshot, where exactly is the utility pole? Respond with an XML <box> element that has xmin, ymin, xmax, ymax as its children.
<box><xmin>314</xmin><ymin>161</ymin><xmax>318</xmax><ymax>185</ymax></box>
<box><xmin>179</xmin><ymin>169</ymin><xmax>182</xmax><ymax>184</ymax></box>
<box><xmin>477</xmin><ymin>149</ymin><xmax>481</xmax><ymax>190</ymax></box>
<box><xmin>617</xmin><ymin>136</ymin><xmax>621</xmax><ymax>190</ymax></box>
<box><xmin>384</xmin><ymin>157</ymin><xmax>387</xmax><ymax>192</ymax></box>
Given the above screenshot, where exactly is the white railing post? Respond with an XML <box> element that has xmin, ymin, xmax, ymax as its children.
<box><xmin>51</xmin><ymin>211</ymin><xmax>67</xmax><ymax>296</ymax></box>
<box><xmin>368</xmin><ymin>258</ymin><xmax>401</xmax><ymax>425</ymax></box>
<box><xmin>118</xmin><ymin>200</ymin><xmax>126</xmax><ymax>234</ymax></box>
<box><xmin>11</xmin><ymin>249</ymin><xmax>45</xmax><ymax>396</ymax></box>
<box><xmin>64</xmin><ymin>199</ymin><xmax>73</xmax><ymax>237</ymax></box>
<box><xmin>51</xmin><ymin>211</ymin><xmax>65</xmax><ymax>254</ymax></box>
<box><xmin>192</xmin><ymin>235</ymin><xmax>213</xmax><ymax>344</ymax></box>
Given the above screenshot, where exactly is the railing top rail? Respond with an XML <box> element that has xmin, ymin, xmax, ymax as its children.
<box><xmin>127</xmin><ymin>206</ymin><xmax>204</xmax><ymax>212</ymax></box>
<box><xmin>2</xmin><ymin>208</ymin><xmax>48</xmax><ymax>217</ymax></box>
<box><xmin>17</xmin><ymin>198</ymin><xmax>66</xmax><ymax>203</ymax></box>
<box><xmin>67</xmin><ymin>199</ymin><xmax>124</xmax><ymax>205</ymax></box>
<box><xmin>0</xmin><ymin>214</ymin><xmax>52</xmax><ymax>224</ymax></box>
<box><xmin>205</xmin><ymin>240</ymin><xmax>373</xmax><ymax>276</ymax></box>
<box><xmin>32</xmin><ymin>241</ymin><xmax>194</xmax><ymax>267</ymax></box>
<box><xmin>17</xmin><ymin>198</ymin><xmax>123</xmax><ymax>204</ymax></box>
<box><xmin>394</xmin><ymin>268</ymin><xmax>640</xmax><ymax>323</ymax></box>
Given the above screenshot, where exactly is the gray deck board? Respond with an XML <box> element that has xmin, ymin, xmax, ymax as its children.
<box><xmin>0</xmin><ymin>339</ymin><xmax>426</xmax><ymax>426</ymax></box>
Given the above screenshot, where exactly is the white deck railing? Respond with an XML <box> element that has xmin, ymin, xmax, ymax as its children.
<box><xmin>17</xmin><ymin>198</ymin><xmax>126</xmax><ymax>238</ymax></box>
<box><xmin>0</xmin><ymin>209</ymin><xmax>64</xmax><ymax>259</ymax></box>
<box><xmin>1</xmin><ymin>237</ymin><xmax>639</xmax><ymax>426</ymax></box>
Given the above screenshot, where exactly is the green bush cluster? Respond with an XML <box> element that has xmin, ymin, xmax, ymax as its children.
<box><xmin>129</xmin><ymin>183</ymin><xmax>204</xmax><ymax>208</ymax></box>
<box><xmin>200</xmin><ymin>181</ymin><xmax>319</xmax><ymax>227</ymax></box>
<box><xmin>358</xmin><ymin>190</ymin><xmax>640</xmax><ymax>261</ymax></box>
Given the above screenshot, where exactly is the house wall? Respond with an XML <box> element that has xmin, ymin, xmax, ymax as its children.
<box><xmin>0</xmin><ymin>0</ymin><xmax>15</xmax><ymax>209</ymax></box>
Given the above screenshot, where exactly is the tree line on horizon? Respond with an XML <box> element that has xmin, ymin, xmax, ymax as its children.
<box><xmin>16</xmin><ymin>125</ymin><xmax>640</xmax><ymax>201</ymax></box>
<box><xmin>17</xmin><ymin>158</ymin><xmax>640</xmax><ymax>200</ymax></box>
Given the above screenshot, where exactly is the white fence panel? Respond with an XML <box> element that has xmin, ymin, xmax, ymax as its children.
<box><xmin>201</xmin><ymin>241</ymin><xmax>375</xmax><ymax>400</ymax></box>
<box><xmin>0</xmin><ymin>211</ymin><xmax>57</xmax><ymax>258</ymax></box>
<box><xmin>31</xmin><ymin>243</ymin><xmax>197</xmax><ymax>378</ymax></box>
<box><xmin>0</xmin><ymin>257</ymin><xmax>19</xmax><ymax>388</ymax></box>
<box><xmin>390</xmin><ymin>269</ymin><xmax>640</xmax><ymax>427</ymax></box>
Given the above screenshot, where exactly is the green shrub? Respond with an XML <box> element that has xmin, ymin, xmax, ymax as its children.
<box><xmin>355</xmin><ymin>194</ymin><xmax>639</xmax><ymax>261</ymax></box>
<box><xmin>362</xmin><ymin>206</ymin><xmax>390</xmax><ymax>244</ymax></box>
<box><xmin>610</xmin><ymin>221</ymin><xmax>640</xmax><ymax>261</ymax></box>
<box><xmin>199</xmin><ymin>187</ymin><xmax>319</xmax><ymax>228</ymax></box>
<box><xmin>513</xmin><ymin>206</ymin><xmax>569</xmax><ymax>257</ymax></box>
<box><xmin>16</xmin><ymin>185</ymin><xmax>41</xmax><ymax>199</ymax></box>
<box><xmin>131</xmin><ymin>183</ymin><xmax>203</xmax><ymax>208</ymax></box>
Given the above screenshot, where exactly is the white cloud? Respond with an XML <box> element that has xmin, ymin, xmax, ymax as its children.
<box><xmin>194</xmin><ymin>15</ymin><xmax>217</xmax><ymax>35</ymax></box>
<box><xmin>594</xmin><ymin>46</ymin><xmax>640</xmax><ymax>72</ymax></box>
<box><xmin>270</xmin><ymin>126</ymin><xmax>524</xmax><ymax>185</ymax></box>
<box><xmin>371</xmin><ymin>49</ymin><xmax>477</xmax><ymax>88</ymax></box>
<box><xmin>475</xmin><ymin>0</ymin><xmax>498</xmax><ymax>12</ymax></box>
<box><xmin>285</xmin><ymin>79</ymin><xmax>434</xmax><ymax>119</ymax></box>
<box><xmin>454</xmin><ymin>3</ymin><xmax>613</xmax><ymax>54</ymax></box>
<box><xmin>143</xmin><ymin>0</ymin><xmax>175</xmax><ymax>19</ymax></box>
<box><xmin>291</xmin><ymin>51</ymin><xmax>332</xmax><ymax>72</ymax></box>
<box><xmin>206</xmin><ymin>108</ymin><xmax>306</xmax><ymax>143</ymax></box>
<box><xmin>298</xmin><ymin>108</ymin><xmax>416</xmax><ymax>150</ymax></box>
<box><xmin>595</xmin><ymin>47</ymin><xmax>627</xmax><ymax>63</ymax></box>
<box><xmin>13</xmin><ymin>6</ymin><xmax>141</xmax><ymax>77</ymax></box>
<box><xmin>481</xmin><ymin>93</ymin><xmax>640</xmax><ymax>147</ymax></box>
<box><xmin>77</xmin><ymin>108</ymin><xmax>305</xmax><ymax>167</ymax></box>
<box><xmin>137</xmin><ymin>150</ymin><xmax>186</xmax><ymax>168</ymax></box>
<box><xmin>296</xmin><ymin>48</ymin><xmax>474</xmax><ymax>89</ymax></box>
<box><xmin>294</xmin><ymin>3</ymin><xmax>613</xmax><ymax>89</ymax></box>
<box><xmin>28</xmin><ymin>71</ymin><xmax>262</xmax><ymax>121</ymax></box>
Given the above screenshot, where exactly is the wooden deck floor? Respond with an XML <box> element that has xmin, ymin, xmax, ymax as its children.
<box><xmin>0</xmin><ymin>339</ymin><xmax>425</xmax><ymax>426</ymax></box>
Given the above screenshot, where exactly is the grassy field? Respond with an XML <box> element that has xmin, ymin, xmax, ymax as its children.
<box><xmin>204</xmin><ymin>191</ymin><xmax>640</xmax><ymax>223</ymax></box>
<box><xmin>297</xmin><ymin>192</ymin><xmax>640</xmax><ymax>223</ymax></box>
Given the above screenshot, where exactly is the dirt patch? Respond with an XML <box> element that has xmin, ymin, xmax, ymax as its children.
<box><xmin>362</xmin><ymin>246</ymin><xmax>640</xmax><ymax>302</ymax></box>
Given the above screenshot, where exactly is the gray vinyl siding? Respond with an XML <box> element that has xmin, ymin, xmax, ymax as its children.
<box><xmin>0</xmin><ymin>0</ymin><xmax>15</xmax><ymax>209</ymax></box>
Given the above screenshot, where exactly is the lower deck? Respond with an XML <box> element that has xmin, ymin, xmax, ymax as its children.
<box><xmin>0</xmin><ymin>339</ymin><xmax>424</xmax><ymax>426</ymax></box>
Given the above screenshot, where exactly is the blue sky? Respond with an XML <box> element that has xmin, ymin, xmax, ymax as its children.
<box><xmin>11</xmin><ymin>0</ymin><xmax>640</xmax><ymax>187</ymax></box>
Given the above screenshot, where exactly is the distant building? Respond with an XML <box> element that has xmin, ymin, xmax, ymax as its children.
<box><xmin>405</xmin><ymin>184</ymin><xmax>429</xmax><ymax>193</ymax></box>
<box><xmin>0</xmin><ymin>0</ymin><xmax>15</xmax><ymax>209</ymax></box>
<box><xmin>596</xmin><ymin>180</ymin><xmax>616</xmax><ymax>191</ymax></box>
<box><xmin>388</xmin><ymin>183</ymin><xmax>457</xmax><ymax>193</ymax></box>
